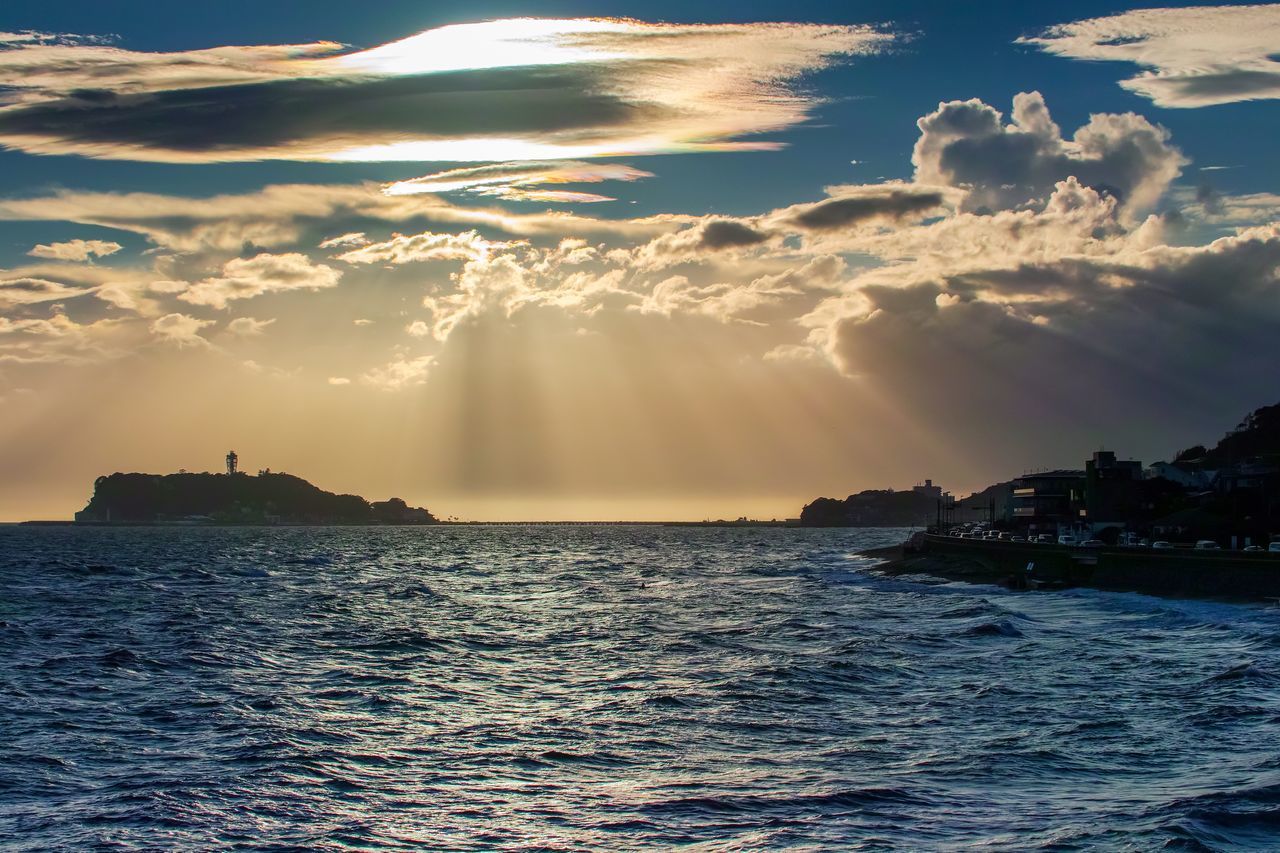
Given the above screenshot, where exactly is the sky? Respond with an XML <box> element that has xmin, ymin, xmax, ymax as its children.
<box><xmin>0</xmin><ymin>1</ymin><xmax>1278</xmax><ymax>521</ymax></box>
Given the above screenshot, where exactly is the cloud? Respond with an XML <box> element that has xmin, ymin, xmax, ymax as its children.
<box><xmin>1021</xmin><ymin>5</ymin><xmax>1280</xmax><ymax>108</ymax></box>
<box><xmin>406</xmin><ymin>320</ymin><xmax>431</xmax><ymax>338</ymax></box>
<box><xmin>226</xmin><ymin>316</ymin><xmax>276</xmax><ymax>336</ymax></box>
<box><xmin>0</xmin><ymin>31</ymin><xmax>108</xmax><ymax>47</ymax></box>
<box><xmin>776</xmin><ymin>185</ymin><xmax>947</xmax><ymax>231</ymax></box>
<box><xmin>179</xmin><ymin>253</ymin><xmax>341</xmax><ymax>309</ymax></box>
<box><xmin>0</xmin><ymin>309</ymin><xmax>130</xmax><ymax>364</ymax></box>
<box><xmin>27</xmin><ymin>238</ymin><xmax>123</xmax><ymax>262</ymax></box>
<box><xmin>635</xmin><ymin>267</ymin><xmax>808</xmax><ymax>323</ymax></box>
<box><xmin>150</xmin><ymin>312</ymin><xmax>213</xmax><ymax>347</ymax></box>
<box><xmin>698</xmin><ymin>219</ymin><xmax>771</xmax><ymax>249</ymax></box>
<box><xmin>318</xmin><ymin>232</ymin><xmax>369</xmax><ymax>249</ymax></box>
<box><xmin>1170</xmin><ymin>187</ymin><xmax>1280</xmax><ymax>229</ymax></box>
<box><xmin>844</xmin><ymin>178</ymin><xmax>1162</xmax><ymax>270</ymax></box>
<box><xmin>795</xmin><ymin>199</ymin><xmax>1280</xmax><ymax>461</ymax></box>
<box><xmin>0</xmin><ymin>276</ymin><xmax>93</xmax><ymax>306</ymax></box>
<box><xmin>336</xmin><ymin>230</ymin><xmax>523</xmax><ymax>265</ymax></box>
<box><xmin>631</xmin><ymin>254</ymin><xmax>846</xmax><ymax>322</ymax></box>
<box><xmin>421</xmin><ymin>254</ymin><xmax>533</xmax><ymax>342</ymax></box>
<box><xmin>361</xmin><ymin>354</ymin><xmax>436</xmax><ymax>390</ymax></box>
<box><xmin>0</xmin><ymin>18</ymin><xmax>892</xmax><ymax>163</ymax></box>
<box><xmin>384</xmin><ymin>161</ymin><xmax>654</xmax><ymax>202</ymax></box>
<box><xmin>0</xmin><ymin>182</ymin><xmax>684</xmax><ymax>252</ymax></box>
<box><xmin>328</xmin><ymin>376</ymin><xmax>351</xmax><ymax>385</ymax></box>
<box><xmin>912</xmin><ymin>91</ymin><xmax>1185</xmax><ymax>215</ymax></box>
<box><xmin>489</xmin><ymin>190</ymin><xmax>618</xmax><ymax>204</ymax></box>
<box><xmin>0</xmin><ymin>259</ymin><xmax>190</xmax><ymax>317</ymax></box>
<box><xmin>629</xmin><ymin>216</ymin><xmax>775</xmax><ymax>268</ymax></box>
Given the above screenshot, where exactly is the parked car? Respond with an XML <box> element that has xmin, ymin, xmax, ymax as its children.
<box><xmin>1195</xmin><ymin>540</ymin><xmax>1221</xmax><ymax>550</ymax></box>
<box><xmin>1080</xmin><ymin>539</ymin><xmax>1105</xmax><ymax>548</ymax></box>
<box><xmin>1035</xmin><ymin>534</ymin><xmax>1054</xmax><ymax>544</ymax></box>
<box><xmin>998</xmin><ymin>532</ymin><xmax>1013</xmax><ymax>541</ymax></box>
<box><xmin>1057</xmin><ymin>536</ymin><xmax>1077</xmax><ymax>546</ymax></box>
<box><xmin>1270</xmin><ymin>543</ymin><xmax>1280</xmax><ymax>553</ymax></box>
<box><xmin>1152</xmin><ymin>541</ymin><xmax>1173</xmax><ymax>549</ymax></box>
<box><xmin>1010</xmin><ymin>536</ymin><xmax>1026</xmax><ymax>543</ymax></box>
<box><xmin>1244</xmin><ymin>545</ymin><xmax>1264</xmax><ymax>552</ymax></box>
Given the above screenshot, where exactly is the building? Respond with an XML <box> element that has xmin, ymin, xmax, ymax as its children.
<box><xmin>912</xmin><ymin>479</ymin><xmax>943</xmax><ymax>500</ymax></box>
<box><xmin>1082</xmin><ymin>451</ymin><xmax>1144</xmax><ymax>530</ymax></box>
<box><xmin>1010</xmin><ymin>470</ymin><xmax>1085</xmax><ymax>535</ymax></box>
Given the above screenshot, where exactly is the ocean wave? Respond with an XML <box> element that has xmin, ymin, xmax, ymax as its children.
<box><xmin>2</xmin><ymin>523</ymin><xmax>1275</xmax><ymax>849</ymax></box>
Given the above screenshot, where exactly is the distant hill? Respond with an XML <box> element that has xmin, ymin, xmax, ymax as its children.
<box><xmin>952</xmin><ymin>480</ymin><xmax>1015</xmax><ymax>524</ymax></box>
<box><xmin>76</xmin><ymin>471</ymin><xmax>437</xmax><ymax>525</ymax></box>
<box><xmin>800</xmin><ymin>489</ymin><xmax>939</xmax><ymax>527</ymax></box>
<box><xmin>1176</xmin><ymin>403</ymin><xmax>1280</xmax><ymax>467</ymax></box>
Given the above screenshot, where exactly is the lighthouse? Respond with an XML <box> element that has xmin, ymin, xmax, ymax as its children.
<box><xmin>226</xmin><ymin>450</ymin><xmax>238</xmax><ymax>476</ymax></box>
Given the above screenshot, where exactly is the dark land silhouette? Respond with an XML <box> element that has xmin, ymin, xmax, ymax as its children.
<box><xmin>76</xmin><ymin>470</ymin><xmax>436</xmax><ymax>525</ymax></box>
<box><xmin>801</xmin><ymin>401</ymin><xmax>1280</xmax><ymax>543</ymax></box>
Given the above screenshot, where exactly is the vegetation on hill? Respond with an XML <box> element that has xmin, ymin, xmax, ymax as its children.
<box><xmin>800</xmin><ymin>489</ymin><xmax>938</xmax><ymax>527</ymax></box>
<box><xmin>77</xmin><ymin>472</ymin><xmax>437</xmax><ymax>524</ymax></box>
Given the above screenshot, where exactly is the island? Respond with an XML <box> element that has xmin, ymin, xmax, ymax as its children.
<box><xmin>74</xmin><ymin>455</ymin><xmax>437</xmax><ymax>525</ymax></box>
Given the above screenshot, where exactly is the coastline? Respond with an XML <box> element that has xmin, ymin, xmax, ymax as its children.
<box><xmin>860</xmin><ymin>536</ymin><xmax>1280</xmax><ymax>602</ymax></box>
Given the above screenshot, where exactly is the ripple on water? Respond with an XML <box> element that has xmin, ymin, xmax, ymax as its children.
<box><xmin>2</xmin><ymin>524</ymin><xmax>1279</xmax><ymax>850</ymax></box>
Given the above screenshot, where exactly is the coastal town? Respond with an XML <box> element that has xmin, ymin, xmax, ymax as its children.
<box><xmin>803</xmin><ymin>402</ymin><xmax>1280</xmax><ymax>553</ymax></box>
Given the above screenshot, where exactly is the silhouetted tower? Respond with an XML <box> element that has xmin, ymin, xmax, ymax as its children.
<box><xmin>226</xmin><ymin>450</ymin><xmax>238</xmax><ymax>476</ymax></box>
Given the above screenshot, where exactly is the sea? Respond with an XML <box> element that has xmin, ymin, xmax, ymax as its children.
<box><xmin>3</xmin><ymin>524</ymin><xmax>1280</xmax><ymax>851</ymax></box>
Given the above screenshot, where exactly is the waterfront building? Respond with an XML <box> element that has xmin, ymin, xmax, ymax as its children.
<box><xmin>1011</xmin><ymin>470</ymin><xmax>1085</xmax><ymax>536</ymax></box>
<box><xmin>1082</xmin><ymin>451</ymin><xmax>1144</xmax><ymax>532</ymax></box>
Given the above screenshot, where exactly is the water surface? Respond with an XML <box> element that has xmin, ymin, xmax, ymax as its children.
<box><xmin>3</xmin><ymin>525</ymin><xmax>1280</xmax><ymax>850</ymax></box>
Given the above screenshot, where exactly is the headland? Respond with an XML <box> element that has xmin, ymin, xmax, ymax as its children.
<box><xmin>71</xmin><ymin>463</ymin><xmax>436</xmax><ymax>526</ymax></box>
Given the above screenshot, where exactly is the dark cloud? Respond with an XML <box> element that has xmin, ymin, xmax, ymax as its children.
<box><xmin>829</xmin><ymin>225</ymin><xmax>1280</xmax><ymax>468</ymax></box>
<box><xmin>698</xmin><ymin>219</ymin><xmax>769</xmax><ymax>248</ymax></box>
<box><xmin>0</xmin><ymin>68</ymin><xmax>648</xmax><ymax>158</ymax></box>
<box><xmin>0</xmin><ymin>19</ymin><xmax>890</xmax><ymax>162</ymax></box>
<box><xmin>1157</xmin><ymin>69</ymin><xmax>1280</xmax><ymax>104</ymax></box>
<box><xmin>788</xmin><ymin>189</ymin><xmax>944</xmax><ymax>231</ymax></box>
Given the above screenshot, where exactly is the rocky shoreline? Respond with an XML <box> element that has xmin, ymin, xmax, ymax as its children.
<box><xmin>858</xmin><ymin>538</ymin><xmax>1280</xmax><ymax>601</ymax></box>
<box><xmin>859</xmin><ymin>545</ymin><xmax>1015</xmax><ymax>586</ymax></box>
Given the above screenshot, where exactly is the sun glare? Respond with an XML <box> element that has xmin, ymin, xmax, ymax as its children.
<box><xmin>335</xmin><ymin>18</ymin><xmax>630</xmax><ymax>76</ymax></box>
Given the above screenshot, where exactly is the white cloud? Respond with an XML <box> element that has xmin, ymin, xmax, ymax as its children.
<box><xmin>227</xmin><ymin>316</ymin><xmax>276</xmax><ymax>336</ymax></box>
<box><xmin>0</xmin><ymin>310</ymin><xmax>130</xmax><ymax>364</ymax></box>
<box><xmin>150</xmin><ymin>312</ymin><xmax>214</xmax><ymax>347</ymax></box>
<box><xmin>318</xmin><ymin>232</ymin><xmax>369</xmax><ymax>249</ymax></box>
<box><xmin>27</xmin><ymin>238</ymin><xmax>123</xmax><ymax>262</ymax></box>
<box><xmin>406</xmin><ymin>320</ymin><xmax>431</xmax><ymax>338</ymax></box>
<box><xmin>912</xmin><ymin>91</ymin><xmax>1185</xmax><ymax>215</ymax></box>
<box><xmin>1022</xmin><ymin>5</ymin><xmax>1280</xmax><ymax>108</ymax></box>
<box><xmin>0</xmin><ymin>182</ymin><xmax>682</xmax><ymax>252</ymax></box>
<box><xmin>337</xmin><ymin>230</ymin><xmax>523</xmax><ymax>265</ymax></box>
<box><xmin>385</xmin><ymin>161</ymin><xmax>654</xmax><ymax>202</ymax></box>
<box><xmin>328</xmin><ymin>376</ymin><xmax>351</xmax><ymax>385</ymax></box>
<box><xmin>361</xmin><ymin>354</ymin><xmax>436</xmax><ymax>390</ymax></box>
<box><xmin>180</xmin><ymin>253</ymin><xmax>341</xmax><ymax>309</ymax></box>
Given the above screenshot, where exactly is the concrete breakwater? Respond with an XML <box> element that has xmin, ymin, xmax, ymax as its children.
<box><xmin>880</xmin><ymin>535</ymin><xmax>1280</xmax><ymax>600</ymax></box>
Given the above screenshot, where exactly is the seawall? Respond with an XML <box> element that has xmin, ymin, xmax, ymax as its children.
<box><xmin>899</xmin><ymin>535</ymin><xmax>1280</xmax><ymax>600</ymax></box>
